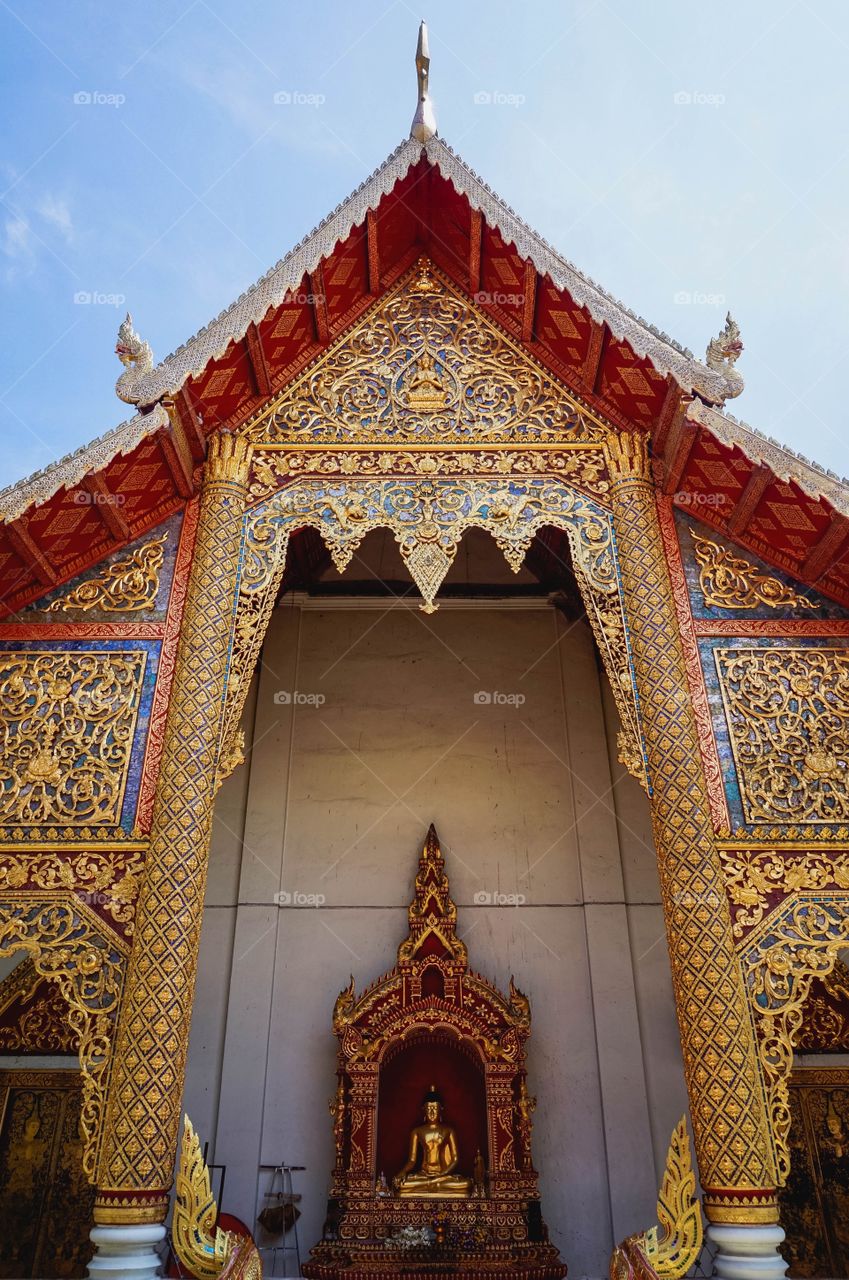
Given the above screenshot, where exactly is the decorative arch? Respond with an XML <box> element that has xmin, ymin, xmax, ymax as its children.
<box><xmin>211</xmin><ymin>257</ymin><xmax>650</xmax><ymax>789</ymax></box>
<box><xmin>741</xmin><ymin>892</ymin><xmax>849</xmax><ymax>1183</ymax></box>
<box><xmin>0</xmin><ymin>892</ymin><xmax>129</xmax><ymax>1180</ymax></box>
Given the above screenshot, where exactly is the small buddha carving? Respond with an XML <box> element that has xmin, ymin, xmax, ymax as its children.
<box><xmin>405</xmin><ymin>351</ymin><xmax>448</xmax><ymax>412</ymax></box>
<box><xmin>393</xmin><ymin>1085</ymin><xmax>472</xmax><ymax>1198</ymax></box>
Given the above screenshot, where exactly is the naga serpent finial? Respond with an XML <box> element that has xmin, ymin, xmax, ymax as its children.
<box><xmin>705</xmin><ymin>311</ymin><xmax>744</xmax><ymax>402</ymax></box>
<box><xmin>115</xmin><ymin>312</ymin><xmax>154</xmax><ymax>405</ymax></box>
<box><xmin>410</xmin><ymin>20</ymin><xmax>437</xmax><ymax>143</ymax></box>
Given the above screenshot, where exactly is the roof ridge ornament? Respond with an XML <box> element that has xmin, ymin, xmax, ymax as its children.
<box><xmin>410</xmin><ymin>20</ymin><xmax>437</xmax><ymax>144</ymax></box>
<box><xmin>115</xmin><ymin>313</ymin><xmax>154</xmax><ymax>405</ymax></box>
<box><xmin>706</xmin><ymin>311</ymin><xmax>744</xmax><ymax>402</ymax></box>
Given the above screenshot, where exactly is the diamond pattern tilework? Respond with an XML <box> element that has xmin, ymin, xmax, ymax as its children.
<box><xmin>607</xmin><ymin>434</ymin><xmax>777</xmax><ymax>1200</ymax></box>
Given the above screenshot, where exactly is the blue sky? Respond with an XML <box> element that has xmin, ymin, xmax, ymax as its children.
<box><xmin>2</xmin><ymin>0</ymin><xmax>849</xmax><ymax>489</ymax></box>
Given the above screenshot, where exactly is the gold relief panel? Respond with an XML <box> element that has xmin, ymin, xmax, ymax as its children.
<box><xmin>45</xmin><ymin>534</ymin><xmax>167</xmax><ymax>615</ymax></box>
<box><xmin>0</xmin><ymin>650</ymin><xmax>147</xmax><ymax>828</ymax></box>
<box><xmin>245</xmin><ymin>259</ymin><xmax>607</xmax><ymax>448</ymax></box>
<box><xmin>715</xmin><ymin>646</ymin><xmax>849</xmax><ymax>825</ymax></box>
<box><xmin>692</xmin><ymin>530</ymin><xmax>814</xmax><ymax>612</ymax></box>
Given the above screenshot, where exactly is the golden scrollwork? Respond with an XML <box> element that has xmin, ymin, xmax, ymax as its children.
<box><xmin>0</xmin><ymin>900</ymin><xmax>126</xmax><ymax>1180</ymax></box>
<box><xmin>245</xmin><ymin>259</ymin><xmax>606</xmax><ymax>448</ymax></box>
<box><xmin>691</xmin><ymin>530</ymin><xmax>814</xmax><ymax>612</ymax></box>
<box><xmin>248</xmin><ymin>448</ymin><xmax>610</xmax><ymax>503</ymax></box>
<box><xmin>220</xmin><ymin>471</ymin><xmax>646</xmax><ymax>786</ymax></box>
<box><xmin>742</xmin><ymin>898</ymin><xmax>849</xmax><ymax>1183</ymax></box>
<box><xmin>797</xmin><ymin>957</ymin><xmax>849</xmax><ymax>1051</ymax></box>
<box><xmin>719</xmin><ymin>846</ymin><xmax>849</xmax><ymax>937</ymax></box>
<box><xmin>174</xmin><ymin>1115</ymin><xmax>262</xmax><ymax>1280</ymax></box>
<box><xmin>0</xmin><ymin>650</ymin><xmax>147</xmax><ymax>827</ymax></box>
<box><xmin>0</xmin><ymin>846</ymin><xmax>143</xmax><ymax>932</ymax></box>
<box><xmin>716</xmin><ymin>647</ymin><xmax>849</xmax><ymax>825</ymax></box>
<box><xmin>45</xmin><ymin>534</ymin><xmax>168</xmax><ymax>614</ymax></box>
<box><xmin>0</xmin><ymin>956</ymin><xmax>79</xmax><ymax>1053</ymax></box>
<box><xmin>242</xmin><ymin>477</ymin><xmax>616</xmax><ymax>606</ymax></box>
<box><xmin>609</xmin><ymin>1117</ymin><xmax>703</xmax><ymax>1280</ymax></box>
<box><xmin>606</xmin><ymin>432</ymin><xmax>777</xmax><ymax>1211</ymax></box>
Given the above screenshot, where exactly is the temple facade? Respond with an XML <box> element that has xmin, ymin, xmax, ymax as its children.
<box><xmin>1</xmin><ymin>26</ymin><xmax>848</xmax><ymax>1280</ymax></box>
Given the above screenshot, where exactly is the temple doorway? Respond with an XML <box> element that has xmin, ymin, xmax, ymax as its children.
<box><xmin>182</xmin><ymin>525</ymin><xmax>689</xmax><ymax>1278</ymax></box>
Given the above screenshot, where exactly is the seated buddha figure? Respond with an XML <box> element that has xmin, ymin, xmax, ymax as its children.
<box><xmin>393</xmin><ymin>1086</ymin><xmax>472</xmax><ymax>1198</ymax></box>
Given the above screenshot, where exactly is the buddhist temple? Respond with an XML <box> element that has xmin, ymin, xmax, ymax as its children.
<box><xmin>1</xmin><ymin>20</ymin><xmax>849</xmax><ymax>1280</ymax></box>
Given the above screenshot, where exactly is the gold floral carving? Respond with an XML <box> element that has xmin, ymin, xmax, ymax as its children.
<box><xmin>94</xmin><ymin>432</ymin><xmax>250</xmax><ymax>1222</ymax></box>
<box><xmin>173</xmin><ymin>1115</ymin><xmax>262</xmax><ymax>1280</ymax></box>
<box><xmin>0</xmin><ymin>650</ymin><xmax>147</xmax><ymax>827</ymax></box>
<box><xmin>719</xmin><ymin>846</ymin><xmax>849</xmax><ymax>937</ymax></box>
<box><xmin>691</xmin><ymin>530</ymin><xmax>814</xmax><ymax>612</ymax></box>
<box><xmin>45</xmin><ymin>533</ymin><xmax>168</xmax><ymax>614</ymax></box>
<box><xmin>609</xmin><ymin>1117</ymin><xmax>703</xmax><ymax>1280</ymax></box>
<box><xmin>797</xmin><ymin>957</ymin><xmax>849</xmax><ymax>1051</ymax></box>
<box><xmin>742</xmin><ymin>899</ymin><xmax>849</xmax><ymax>1183</ymax></box>
<box><xmin>218</xmin><ymin>473</ymin><xmax>647</xmax><ymax>788</ymax></box>
<box><xmin>606</xmin><ymin>432</ymin><xmax>777</xmax><ymax>1214</ymax></box>
<box><xmin>0</xmin><ymin>957</ymin><xmax>78</xmax><ymax>1053</ymax></box>
<box><xmin>246</xmin><ymin>260</ymin><xmax>607</xmax><ymax>448</ymax></box>
<box><xmin>0</xmin><ymin>900</ymin><xmax>127</xmax><ymax>1179</ymax></box>
<box><xmin>716</xmin><ymin>647</ymin><xmax>849</xmax><ymax>824</ymax></box>
<box><xmin>215</xmin><ymin>262</ymin><xmax>646</xmax><ymax>785</ymax></box>
<box><xmin>248</xmin><ymin>448</ymin><xmax>609</xmax><ymax>502</ymax></box>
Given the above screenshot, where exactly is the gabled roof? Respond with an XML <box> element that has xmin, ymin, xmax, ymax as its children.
<box><xmin>1</xmin><ymin>134</ymin><xmax>848</xmax><ymax>616</ymax></box>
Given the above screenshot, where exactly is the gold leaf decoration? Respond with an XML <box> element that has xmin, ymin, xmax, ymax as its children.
<box><xmin>46</xmin><ymin>533</ymin><xmax>167</xmax><ymax>614</ymax></box>
<box><xmin>609</xmin><ymin>1117</ymin><xmax>703</xmax><ymax>1280</ymax></box>
<box><xmin>692</xmin><ymin>529</ymin><xmax>814</xmax><ymax>611</ymax></box>
<box><xmin>716</xmin><ymin>647</ymin><xmax>849</xmax><ymax>825</ymax></box>
<box><xmin>0</xmin><ymin>651</ymin><xmax>146</xmax><ymax>827</ymax></box>
<box><xmin>174</xmin><ymin>1115</ymin><xmax>262</xmax><ymax>1280</ymax></box>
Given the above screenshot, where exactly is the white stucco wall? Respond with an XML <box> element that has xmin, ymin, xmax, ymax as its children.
<box><xmin>182</xmin><ymin>601</ymin><xmax>688</xmax><ymax>1280</ymax></box>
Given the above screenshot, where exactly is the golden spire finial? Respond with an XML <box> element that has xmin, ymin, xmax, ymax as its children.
<box><xmin>410</xmin><ymin>20</ymin><xmax>437</xmax><ymax>143</ymax></box>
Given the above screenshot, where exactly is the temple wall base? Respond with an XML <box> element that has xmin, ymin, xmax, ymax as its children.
<box><xmin>87</xmin><ymin>1224</ymin><xmax>166</xmax><ymax>1280</ymax></box>
<box><xmin>707</xmin><ymin>1224</ymin><xmax>787</xmax><ymax>1280</ymax></box>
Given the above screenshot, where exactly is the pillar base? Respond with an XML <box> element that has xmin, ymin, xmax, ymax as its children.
<box><xmin>708</xmin><ymin>1224</ymin><xmax>787</xmax><ymax>1280</ymax></box>
<box><xmin>88</xmin><ymin>1224</ymin><xmax>166</xmax><ymax>1280</ymax></box>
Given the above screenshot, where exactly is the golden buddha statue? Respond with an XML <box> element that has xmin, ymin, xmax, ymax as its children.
<box><xmin>393</xmin><ymin>1086</ymin><xmax>472</xmax><ymax>1198</ymax></box>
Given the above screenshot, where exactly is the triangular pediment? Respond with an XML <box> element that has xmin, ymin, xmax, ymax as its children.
<box><xmin>1</xmin><ymin>135</ymin><xmax>848</xmax><ymax>616</ymax></box>
<box><xmin>243</xmin><ymin>257</ymin><xmax>608</xmax><ymax>453</ymax></box>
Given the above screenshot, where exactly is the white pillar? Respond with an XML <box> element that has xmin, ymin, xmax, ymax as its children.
<box><xmin>708</xmin><ymin>1224</ymin><xmax>787</xmax><ymax>1280</ymax></box>
<box><xmin>88</xmin><ymin>1224</ymin><xmax>166</xmax><ymax>1280</ymax></box>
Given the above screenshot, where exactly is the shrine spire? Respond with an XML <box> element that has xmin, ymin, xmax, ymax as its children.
<box><xmin>410</xmin><ymin>20</ymin><xmax>437</xmax><ymax>143</ymax></box>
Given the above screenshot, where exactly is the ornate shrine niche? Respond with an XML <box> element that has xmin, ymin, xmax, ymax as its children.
<box><xmin>302</xmin><ymin>825</ymin><xmax>566</xmax><ymax>1280</ymax></box>
<box><xmin>216</xmin><ymin>258</ymin><xmax>648</xmax><ymax>792</ymax></box>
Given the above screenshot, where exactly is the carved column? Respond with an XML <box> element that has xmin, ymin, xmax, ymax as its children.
<box><xmin>90</xmin><ymin>433</ymin><xmax>250</xmax><ymax>1260</ymax></box>
<box><xmin>606</xmin><ymin>434</ymin><xmax>785</xmax><ymax>1272</ymax></box>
